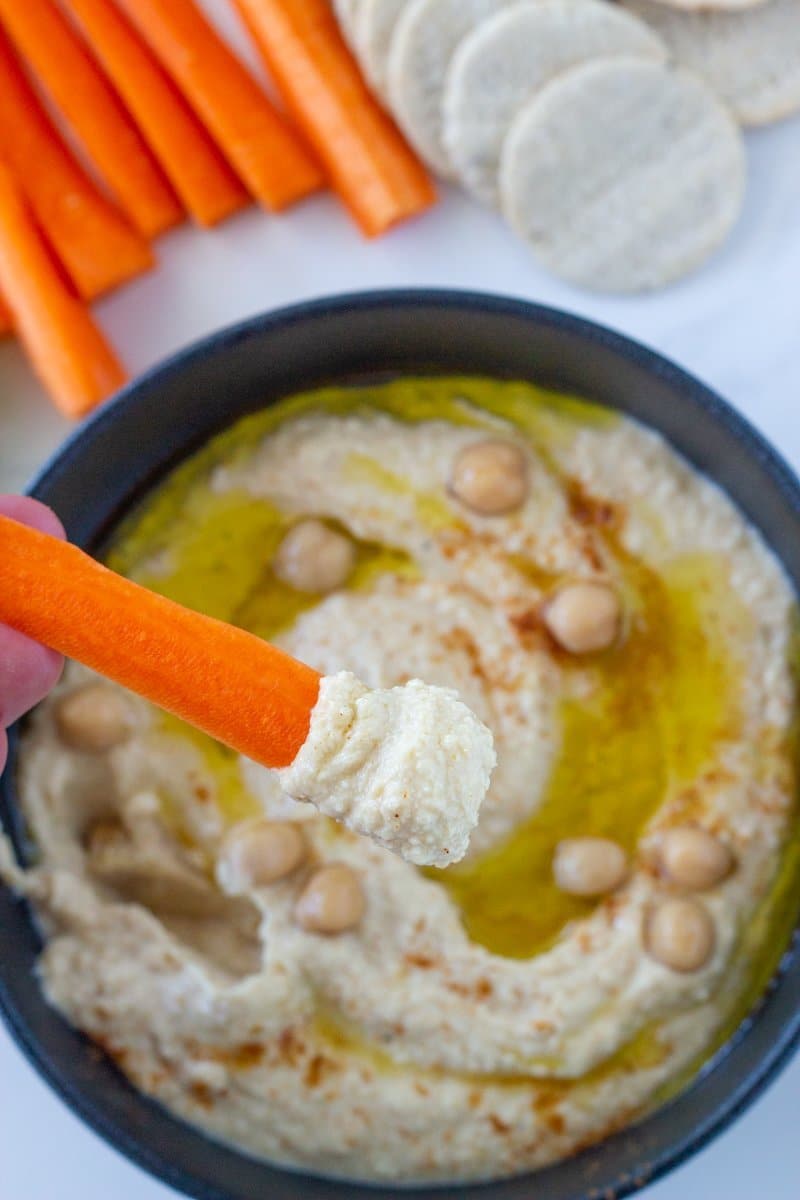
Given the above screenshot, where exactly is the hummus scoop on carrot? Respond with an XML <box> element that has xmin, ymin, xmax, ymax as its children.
<box><xmin>0</xmin><ymin>513</ymin><xmax>495</xmax><ymax>866</ymax></box>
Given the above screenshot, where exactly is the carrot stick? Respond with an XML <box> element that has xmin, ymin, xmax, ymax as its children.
<box><xmin>115</xmin><ymin>0</ymin><xmax>324</xmax><ymax>212</ymax></box>
<box><xmin>62</xmin><ymin>0</ymin><xmax>249</xmax><ymax>228</ymax></box>
<box><xmin>233</xmin><ymin>0</ymin><xmax>436</xmax><ymax>237</ymax></box>
<box><xmin>0</xmin><ymin>163</ymin><xmax>127</xmax><ymax>418</ymax></box>
<box><xmin>0</xmin><ymin>515</ymin><xmax>321</xmax><ymax>768</ymax></box>
<box><xmin>0</xmin><ymin>0</ymin><xmax>183</xmax><ymax>238</ymax></box>
<box><xmin>0</xmin><ymin>29</ymin><xmax>153</xmax><ymax>300</ymax></box>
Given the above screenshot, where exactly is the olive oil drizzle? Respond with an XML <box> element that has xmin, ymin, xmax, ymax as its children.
<box><xmin>432</xmin><ymin>545</ymin><xmax>746</xmax><ymax>958</ymax></box>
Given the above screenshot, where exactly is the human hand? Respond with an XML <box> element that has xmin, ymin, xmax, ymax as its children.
<box><xmin>0</xmin><ymin>496</ymin><xmax>64</xmax><ymax>775</ymax></box>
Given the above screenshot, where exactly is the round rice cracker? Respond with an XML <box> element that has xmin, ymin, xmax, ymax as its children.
<box><xmin>355</xmin><ymin>0</ymin><xmax>410</xmax><ymax>99</ymax></box>
<box><xmin>387</xmin><ymin>0</ymin><xmax>517</xmax><ymax>176</ymax></box>
<box><xmin>642</xmin><ymin>0</ymin><xmax>767</xmax><ymax>10</ymax></box>
<box><xmin>499</xmin><ymin>57</ymin><xmax>746</xmax><ymax>293</ymax></box>
<box><xmin>333</xmin><ymin>0</ymin><xmax>363</xmax><ymax>43</ymax></box>
<box><xmin>443</xmin><ymin>0</ymin><xmax>667</xmax><ymax>209</ymax></box>
<box><xmin>621</xmin><ymin>0</ymin><xmax>800</xmax><ymax>125</ymax></box>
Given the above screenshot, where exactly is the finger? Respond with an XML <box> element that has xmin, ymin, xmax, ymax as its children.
<box><xmin>0</xmin><ymin>494</ymin><xmax>65</xmax><ymax>538</ymax></box>
<box><xmin>0</xmin><ymin>625</ymin><xmax>63</xmax><ymax>727</ymax></box>
<box><xmin>0</xmin><ymin>496</ymin><xmax>66</xmax><ymax>728</ymax></box>
<box><xmin>0</xmin><ymin>728</ymin><xmax>7</xmax><ymax>777</ymax></box>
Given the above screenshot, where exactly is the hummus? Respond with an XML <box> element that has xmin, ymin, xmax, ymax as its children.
<box><xmin>2</xmin><ymin>377</ymin><xmax>797</xmax><ymax>1185</ymax></box>
<box><xmin>280</xmin><ymin>671</ymin><xmax>496</xmax><ymax>868</ymax></box>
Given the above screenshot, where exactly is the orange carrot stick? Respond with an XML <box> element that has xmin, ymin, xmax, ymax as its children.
<box><xmin>0</xmin><ymin>0</ymin><xmax>182</xmax><ymax>238</ymax></box>
<box><xmin>0</xmin><ymin>163</ymin><xmax>127</xmax><ymax>418</ymax></box>
<box><xmin>62</xmin><ymin>0</ymin><xmax>249</xmax><ymax>228</ymax></box>
<box><xmin>0</xmin><ymin>29</ymin><xmax>153</xmax><ymax>300</ymax></box>
<box><xmin>115</xmin><ymin>0</ymin><xmax>324</xmax><ymax>212</ymax></box>
<box><xmin>0</xmin><ymin>515</ymin><xmax>321</xmax><ymax>768</ymax></box>
<box><xmin>233</xmin><ymin>0</ymin><xmax>436</xmax><ymax>237</ymax></box>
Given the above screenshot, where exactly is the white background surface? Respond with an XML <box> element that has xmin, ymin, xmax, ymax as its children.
<box><xmin>1</xmin><ymin>2</ymin><xmax>799</xmax><ymax>1197</ymax></box>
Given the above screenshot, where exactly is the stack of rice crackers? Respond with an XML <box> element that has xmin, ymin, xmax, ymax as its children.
<box><xmin>335</xmin><ymin>0</ymin><xmax>799</xmax><ymax>292</ymax></box>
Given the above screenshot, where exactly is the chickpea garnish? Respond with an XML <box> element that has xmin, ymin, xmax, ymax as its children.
<box><xmin>223</xmin><ymin>820</ymin><xmax>307</xmax><ymax>889</ymax></box>
<box><xmin>449</xmin><ymin>440</ymin><xmax>528</xmax><ymax>516</ymax></box>
<box><xmin>657</xmin><ymin>827</ymin><xmax>734</xmax><ymax>892</ymax></box>
<box><xmin>645</xmin><ymin>897</ymin><xmax>716</xmax><ymax>973</ymax></box>
<box><xmin>295</xmin><ymin>863</ymin><xmax>365</xmax><ymax>934</ymax></box>
<box><xmin>544</xmin><ymin>582</ymin><xmax>621</xmax><ymax>655</ymax></box>
<box><xmin>54</xmin><ymin>684</ymin><xmax>132</xmax><ymax>752</ymax></box>
<box><xmin>274</xmin><ymin>519</ymin><xmax>356</xmax><ymax>594</ymax></box>
<box><xmin>553</xmin><ymin>837</ymin><xmax>628</xmax><ymax>897</ymax></box>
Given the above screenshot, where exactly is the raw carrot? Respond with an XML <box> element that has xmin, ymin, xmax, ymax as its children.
<box><xmin>0</xmin><ymin>515</ymin><xmax>321</xmax><ymax>768</ymax></box>
<box><xmin>0</xmin><ymin>0</ymin><xmax>182</xmax><ymax>238</ymax></box>
<box><xmin>62</xmin><ymin>0</ymin><xmax>249</xmax><ymax>228</ymax></box>
<box><xmin>0</xmin><ymin>162</ymin><xmax>127</xmax><ymax>418</ymax></box>
<box><xmin>233</xmin><ymin>0</ymin><xmax>436</xmax><ymax>237</ymax></box>
<box><xmin>116</xmin><ymin>0</ymin><xmax>324</xmax><ymax>211</ymax></box>
<box><xmin>0</xmin><ymin>29</ymin><xmax>153</xmax><ymax>300</ymax></box>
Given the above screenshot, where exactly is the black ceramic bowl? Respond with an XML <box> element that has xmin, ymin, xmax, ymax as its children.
<box><xmin>2</xmin><ymin>291</ymin><xmax>799</xmax><ymax>1200</ymax></box>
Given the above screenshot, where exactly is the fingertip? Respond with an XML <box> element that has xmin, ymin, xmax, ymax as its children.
<box><xmin>0</xmin><ymin>495</ymin><xmax>65</xmax><ymax>539</ymax></box>
<box><xmin>0</xmin><ymin>498</ymin><xmax>65</xmax><ymax>728</ymax></box>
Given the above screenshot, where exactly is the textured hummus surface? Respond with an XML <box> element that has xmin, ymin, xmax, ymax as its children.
<box><xmin>280</xmin><ymin>671</ymin><xmax>495</xmax><ymax>867</ymax></box>
<box><xmin>2</xmin><ymin>378</ymin><xmax>797</xmax><ymax>1185</ymax></box>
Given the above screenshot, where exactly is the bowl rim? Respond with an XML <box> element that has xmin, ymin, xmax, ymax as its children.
<box><xmin>30</xmin><ymin>289</ymin><xmax>800</xmax><ymax>519</ymax></box>
<box><xmin>2</xmin><ymin>287</ymin><xmax>799</xmax><ymax>1200</ymax></box>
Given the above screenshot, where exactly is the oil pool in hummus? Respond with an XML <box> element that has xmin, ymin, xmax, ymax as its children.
<box><xmin>2</xmin><ymin>377</ymin><xmax>799</xmax><ymax>1185</ymax></box>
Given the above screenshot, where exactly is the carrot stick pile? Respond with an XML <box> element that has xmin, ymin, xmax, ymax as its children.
<box><xmin>0</xmin><ymin>0</ymin><xmax>435</xmax><ymax>417</ymax></box>
<box><xmin>0</xmin><ymin>0</ymin><xmax>182</xmax><ymax>239</ymax></box>
<box><xmin>0</xmin><ymin>27</ymin><xmax>154</xmax><ymax>300</ymax></box>
<box><xmin>116</xmin><ymin>0</ymin><xmax>325</xmax><ymax>212</ymax></box>
<box><xmin>0</xmin><ymin>163</ymin><xmax>126</xmax><ymax>417</ymax></box>
<box><xmin>0</xmin><ymin>514</ymin><xmax>321</xmax><ymax>767</ymax></box>
<box><xmin>63</xmin><ymin>0</ymin><xmax>250</xmax><ymax>228</ymax></box>
<box><xmin>234</xmin><ymin>0</ymin><xmax>436</xmax><ymax>237</ymax></box>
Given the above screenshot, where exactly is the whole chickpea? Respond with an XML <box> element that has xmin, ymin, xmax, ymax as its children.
<box><xmin>222</xmin><ymin>820</ymin><xmax>307</xmax><ymax>889</ymax></box>
<box><xmin>553</xmin><ymin>837</ymin><xmax>628</xmax><ymax>897</ymax></box>
<box><xmin>657</xmin><ymin>827</ymin><xmax>734</xmax><ymax>892</ymax></box>
<box><xmin>274</xmin><ymin>519</ymin><xmax>356</xmax><ymax>594</ymax></box>
<box><xmin>645</xmin><ymin>897</ymin><xmax>716</xmax><ymax>972</ymax></box>
<box><xmin>449</xmin><ymin>441</ymin><xmax>528</xmax><ymax>516</ymax></box>
<box><xmin>295</xmin><ymin>864</ymin><xmax>365</xmax><ymax>934</ymax></box>
<box><xmin>544</xmin><ymin>582</ymin><xmax>621</xmax><ymax>654</ymax></box>
<box><xmin>55</xmin><ymin>684</ymin><xmax>132</xmax><ymax>752</ymax></box>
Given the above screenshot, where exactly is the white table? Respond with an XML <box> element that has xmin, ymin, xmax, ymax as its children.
<box><xmin>1</xmin><ymin>3</ymin><xmax>799</xmax><ymax>1196</ymax></box>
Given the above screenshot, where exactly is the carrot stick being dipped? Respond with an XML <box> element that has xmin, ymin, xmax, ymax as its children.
<box><xmin>0</xmin><ymin>0</ymin><xmax>183</xmax><ymax>238</ymax></box>
<box><xmin>0</xmin><ymin>514</ymin><xmax>320</xmax><ymax>769</ymax></box>
<box><xmin>62</xmin><ymin>0</ymin><xmax>249</xmax><ymax>229</ymax></box>
<box><xmin>0</xmin><ymin>29</ymin><xmax>153</xmax><ymax>300</ymax></box>
<box><xmin>233</xmin><ymin>0</ymin><xmax>436</xmax><ymax>237</ymax></box>
<box><xmin>115</xmin><ymin>0</ymin><xmax>324</xmax><ymax>212</ymax></box>
<box><xmin>0</xmin><ymin>162</ymin><xmax>126</xmax><ymax>418</ymax></box>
